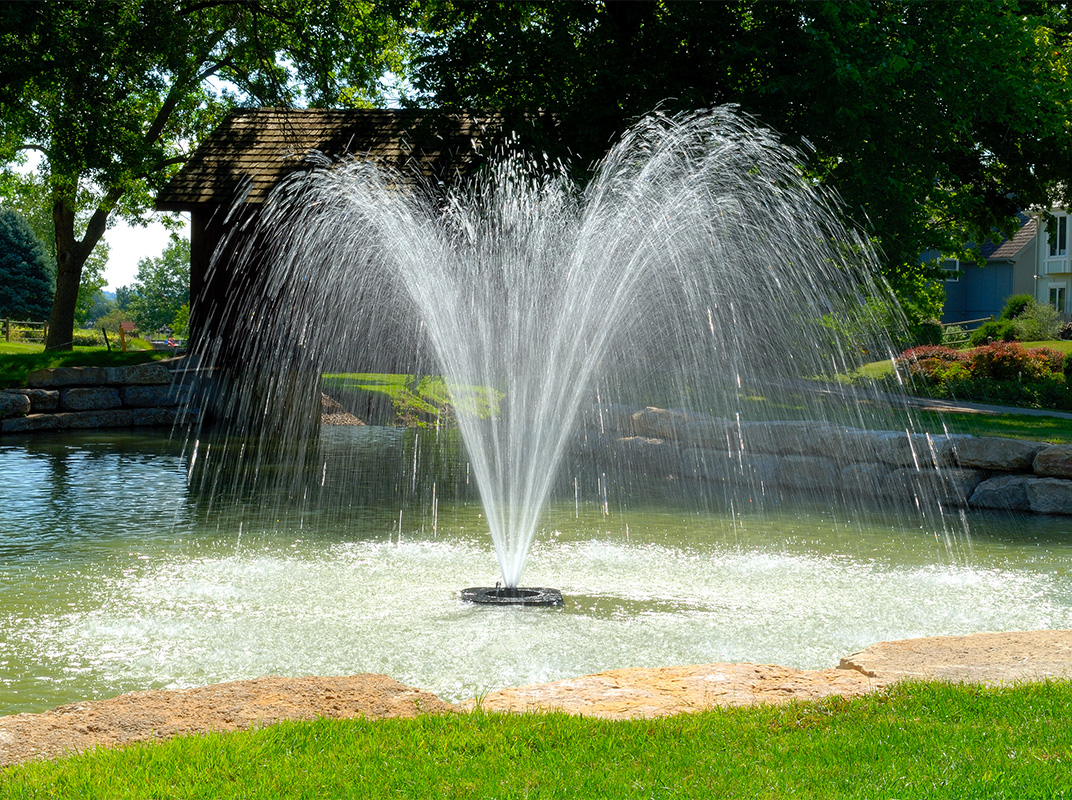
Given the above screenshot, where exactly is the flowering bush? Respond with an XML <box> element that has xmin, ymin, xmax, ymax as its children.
<box><xmin>968</xmin><ymin>342</ymin><xmax>1062</xmax><ymax>382</ymax></box>
<box><xmin>890</xmin><ymin>341</ymin><xmax>1071</xmax><ymax>411</ymax></box>
<box><xmin>895</xmin><ymin>346</ymin><xmax>969</xmax><ymax>384</ymax></box>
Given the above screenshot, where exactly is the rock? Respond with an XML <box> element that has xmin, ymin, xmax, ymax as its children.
<box><xmin>129</xmin><ymin>407</ymin><xmax>178</xmax><ymax>426</ymax></box>
<box><xmin>883</xmin><ymin>467</ymin><xmax>985</xmax><ymax>507</ymax></box>
<box><xmin>1034</xmin><ymin>445</ymin><xmax>1072</xmax><ymax>479</ymax></box>
<box><xmin>969</xmin><ymin>474</ymin><xmax>1031</xmax><ymax>511</ymax></box>
<box><xmin>121</xmin><ymin>385</ymin><xmax>182</xmax><ymax>408</ymax></box>
<box><xmin>954</xmin><ymin>436</ymin><xmax>1042</xmax><ymax>472</ymax></box>
<box><xmin>774</xmin><ymin>455</ymin><xmax>840</xmax><ymax>491</ymax></box>
<box><xmin>27</xmin><ymin>366</ymin><xmax>107</xmax><ymax>387</ymax></box>
<box><xmin>1025</xmin><ymin>477</ymin><xmax>1072</xmax><ymax>515</ymax></box>
<box><xmin>870</xmin><ymin>431</ymin><xmax>957</xmax><ymax>468</ymax></box>
<box><xmin>8</xmin><ymin>388</ymin><xmax>59</xmax><ymax>413</ymax></box>
<box><xmin>59</xmin><ymin>409</ymin><xmax>134</xmax><ymax>429</ymax></box>
<box><xmin>840</xmin><ymin>462</ymin><xmax>890</xmax><ymax>494</ymax></box>
<box><xmin>1</xmin><ymin>413</ymin><xmax>64</xmax><ymax>433</ymax></box>
<box><xmin>60</xmin><ymin>387</ymin><xmax>122</xmax><ymax>412</ymax></box>
<box><xmin>840</xmin><ymin>630</ymin><xmax>1072</xmax><ymax>684</ymax></box>
<box><xmin>629</xmin><ymin>407</ymin><xmax>728</xmax><ymax>444</ymax></box>
<box><xmin>737</xmin><ymin>420</ymin><xmax>840</xmax><ymax>456</ymax></box>
<box><xmin>0</xmin><ymin>392</ymin><xmax>31</xmax><ymax>419</ymax></box>
<box><xmin>0</xmin><ymin>674</ymin><xmax>454</xmax><ymax>767</ymax></box>
<box><xmin>468</xmin><ymin>663</ymin><xmax>884</xmax><ymax>719</ymax></box>
<box><xmin>106</xmin><ymin>363</ymin><xmax>173</xmax><ymax>386</ymax></box>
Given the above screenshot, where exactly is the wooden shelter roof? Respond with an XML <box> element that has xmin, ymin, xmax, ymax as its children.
<box><xmin>156</xmin><ymin>108</ymin><xmax>499</xmax><ymax>211</ymax></box>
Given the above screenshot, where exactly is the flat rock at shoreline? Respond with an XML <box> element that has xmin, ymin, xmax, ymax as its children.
<box><xmin>3</xmin><ymin>630</ymin><xmax>1071</xmax><ymax>766</ymax></box>
<box><xmin>840</xmin><ymin>629</ymin><xmax>1072</xmax><ymax>683</ymax></box>
<box><xmin>467</xmin><ymin>663</ymin><xmax>884</xmax><ymax>718</ymax></box>
<box><xmin>0</xmin><ymin>674</ymin><xmax>453</xmax><ymax>767</ymax></box>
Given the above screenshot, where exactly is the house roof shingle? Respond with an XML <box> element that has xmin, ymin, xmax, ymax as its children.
<box><xmin>981</xmin><ymin>215</ymin><xmax>1037</xmax><ymax>261</ymax></box>
<box><xmin>156</xmin><ymin>108</ymin><xmax>500</xmax><ymax>211</ymax></box>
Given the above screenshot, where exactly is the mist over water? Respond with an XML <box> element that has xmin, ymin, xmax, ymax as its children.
<box><xmin>194</xmin><ymin>108</ymin><xmax>934</xmax><ymax>587</ymax></box>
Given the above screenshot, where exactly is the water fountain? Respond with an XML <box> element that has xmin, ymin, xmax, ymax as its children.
<box><xmin>190</xmin><ymin>107</ymin><xmax>925</xmax><ymax>598</ymax></box>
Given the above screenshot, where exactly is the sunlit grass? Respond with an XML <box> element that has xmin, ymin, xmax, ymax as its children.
<box><xmin>0</xmin><ymin>345</ymin><xmax>168</xmax><ymax>388</ymax></box>
<box><xmin>3</xmin><ymin>681</ymin><xmax>1072</xmax><ymax>799</ymax></box>
<box><xmin>323</xmin><ymin>372</ymin><xmax>503</xmax><ymax>424</ymax></box>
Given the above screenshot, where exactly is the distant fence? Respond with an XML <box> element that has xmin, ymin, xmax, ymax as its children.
<box><xmin>2</xmin><ymin>318</ymin><xmax>48</xmax><ymax>343</ymax></box>
<box><xmin>940</xmin><ymin>316</ymin><xmax>993</xmax><ymax>347</ymax></box>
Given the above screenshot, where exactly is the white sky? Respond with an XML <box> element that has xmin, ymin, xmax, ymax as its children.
<box><xmin>103</xmin><ymin>214</ymin><xmax>189</xmax><ymax>292</ymax></box>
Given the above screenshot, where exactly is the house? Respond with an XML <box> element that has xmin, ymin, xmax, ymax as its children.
<box><xmin>155</xmin><ymin>108</ymin><xmax>504</xmax><ymax>344</ymax></box>
<box><xmin>1035</xmin><ymin>208</ymin><xmax>1071</xmax><ymax>316</ymax></box>
<box><xmin>936</xmin><ymin>215</ymin><xmax>1036</xmax><ymax>326</ymax></box>
<box><xmin>939</xmin><ymin>210</ymin><xmax>1071</xmax><ymax>326</ymax></box>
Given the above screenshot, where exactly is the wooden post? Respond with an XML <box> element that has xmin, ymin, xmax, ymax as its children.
<box><xmin>118</xmin><ymin>323</ymin><xmax>128</xmax><ymax>352</ymax></box>
<box><xmin>3</xmin><ymin>318</ymin><xmax>8</xmax><ymax>342</ymax></box>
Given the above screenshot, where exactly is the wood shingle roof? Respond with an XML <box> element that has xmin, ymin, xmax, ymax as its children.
<box><xmin>156</xmin><ymin>108</ymin><xmax>500</xmax><ymax>210</ymax></box>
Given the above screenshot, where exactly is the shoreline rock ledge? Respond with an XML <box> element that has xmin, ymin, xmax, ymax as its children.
<box><xmin>3</xmin><ymin>630</ymin><xmax>1070</xmax><ymax>766</ymax></box>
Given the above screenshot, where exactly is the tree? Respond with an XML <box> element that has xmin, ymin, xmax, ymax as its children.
<box><xmin>0</xmin><ymin>207</ymin><xmax>54</xmax><ymax>319</ymax></box>
<box><xmin>0</xmin><ymin>0</ymin><xmax>410</xmax><ymax>350</ymax></box>
<box><xmin>123</xmin><ymin>236</ymin><xmax>191</xmax><ymax>334</ymax></box>
<box><xmin>405</xmin><ymin>1</ymin><xmax>1072</xmax><ymax>319</ymax></box>
<box><xmin>0</xmin><ymin>166</ymin><xmax>109</xmax><ymax>326</ymax></box>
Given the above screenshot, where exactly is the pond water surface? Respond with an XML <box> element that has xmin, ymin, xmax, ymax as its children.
<box><xmin>2</xmin><ymin>427</ymin><xmax>1071</xmax><ymax>714</ymax></box>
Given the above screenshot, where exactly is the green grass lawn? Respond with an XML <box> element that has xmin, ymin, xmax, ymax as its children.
<box><xmin>322</xmin><ymin>373</ymin><xmax>503</xmax><ymax>425</ymax></box>
<box><xmin>3</xmin><ymin>681</ymin><xmax>1071</xmax><ymax>798</ymax></box>
<box><xmin>0</xmin><ymin>342</ymin><xmax>168</xmax><ymax>389</ymax></box>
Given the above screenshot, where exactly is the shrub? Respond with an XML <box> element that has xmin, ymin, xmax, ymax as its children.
<box><xmin>908</xmin><ymin>318</ymin><xmax>943</xmax><ymax>347</ymax></box>
<box><xmin>968</xmin><ymin>341</ymin><xmax>1058</xmax><ymax>382</ymax></box>
<box><xmin>1033</xmin><ymin>346</ymin><xmax>1066</xmax><ymax>375</ymax></box>
<box><xmin>969</xmin><ymin>320</ymin><xmax>1016</xmax><ymax>346</ymax></box>
<box><xmin>1059</xmin><ymin>322</ymin><xmax>1072</xmax><ymax>341</ymax></box>
<box><xmin>940</xmin><ymin>324</ymin><xmax>968</xmax><ymax>348</ymax></box>
<box><xmin>1012</xmin><ymin>300</ymin><xmax>1061</xmax><ymax>342</ymax></box>
<box><xmin>895</xmin><ymin>346</ymin><xmax>969</xmax><ymax>384</ymax></box>
<box><xmin>72</xmin><ymin>329</ymin><xmax>105</xmax><ymax>347</ymax></box>
<box><xmin>999</xmin><ymin>293</ymin><xmax>1035</xmax><ymax>320</ymax></box>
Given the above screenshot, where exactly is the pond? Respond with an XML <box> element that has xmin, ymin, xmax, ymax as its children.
<box><xmin>2</xmin><ymin>426</ymin><xmax>1071</xmax><ymax>715</ymax></box>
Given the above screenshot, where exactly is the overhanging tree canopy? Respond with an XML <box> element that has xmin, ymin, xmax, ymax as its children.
<box><xmin>0</xmin><ymin>0</ymin><xmax>409</xmax><ymax>350</ymax></box>
<box><xmin>404</xmin><ymin>0</ymin><xmax>1072</xmax><ymax>318</ymax></box>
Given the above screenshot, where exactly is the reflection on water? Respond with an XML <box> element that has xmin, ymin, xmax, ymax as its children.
<box><xmin>1</xmin><ymin>428</ymin><xmax>1071</xmax><ymax>714</ymax></box>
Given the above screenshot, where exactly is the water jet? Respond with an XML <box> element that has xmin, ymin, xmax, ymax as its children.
<box><xmin>192</xmin><ymin>106</ymin><xmax>945</xmax><ymax>593</ymax></box>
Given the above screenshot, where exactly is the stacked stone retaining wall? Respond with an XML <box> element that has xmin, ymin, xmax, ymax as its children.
<box><xmin>582</xmin><ymin>405</ymin><xmax>1072</xmax><ymax>516</ymax></box>
<box><xmin>0</xmin><ymin>363</ymin><xmax>196</xmax><ymax>433</ymax></box>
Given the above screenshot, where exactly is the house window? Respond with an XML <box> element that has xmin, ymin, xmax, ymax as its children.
<box><xmin>1049</xmin><ymin>215</ymin><xmax>1068</xmax><ymax>257</ymax></box>
<box><xmin>939</xmin><ymin>259</ymin><xmax>960</xmax><ymax>282</ymax></box>
<box><xmin>1049</xmin><ymin>285</ymin><xmax>1066</xmax><ymax>314</ymax></box>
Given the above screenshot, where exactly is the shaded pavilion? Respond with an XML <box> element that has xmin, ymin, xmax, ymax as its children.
<box><xmin>155</xmin><ymin>108</ymin><xmax>503</xmax><ymax>348</ymax></box>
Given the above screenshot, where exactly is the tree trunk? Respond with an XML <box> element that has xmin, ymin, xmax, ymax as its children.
<box><xmin>45</xmin><ymin>190</ymin><xmax>83</xmax><ymax>351</ymax></box>
<box><xmin>45</xmin><ymin>183</ymin><xmax>116</xmax><ymax>351</ymax></box>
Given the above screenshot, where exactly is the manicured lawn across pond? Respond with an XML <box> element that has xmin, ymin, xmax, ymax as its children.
<box><xmin>0</xmin><ymin>344</ymin><xmax>169</xmax><ymax>389</ymax></box>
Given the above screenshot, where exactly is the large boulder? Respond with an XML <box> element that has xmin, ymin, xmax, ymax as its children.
<box><xmin>883</xmin><ymin>467</ymin><xmax>985</xmax><ymax>507</ymax></box>
<box><xmin>60</xmin><ymin>387</ymin><xmax>122</xmax><ymax>412</ymax></box>
<box><xmin>0</xmin><ymin>391</ymin><xmax>31</xmax><ymax>419</ymax></box>
<box><xmin>27</xmin><ymin>366</ymin><xmax>107</xmax><ymax>387</ymax></box>
<box><xmin>8</xmin><ymin>388</ymin><xmax>59</xmax><ymax>413</ymax></box>
<box><xmin>1025</xmin><ymin>477</ymin><xmax>1072</xmax><ymax>515</ymax></box>
<box><xmin>106</xmin><ymin>363</ymin><xmax>173</xmax><ymax>386</ymax></box>
<box><xmin>121</xmin><ymin>384</ymin><xmax>184</xmax><ymax>408</ymax></box>
<box><xmin>969</xmin><ymin>474</ymin><xmax>1031</xmax><ymax>511</ymax></box>
<box><xmin>1034</xmin><ymin>445</ymin><xmax>1072</xmax><ymax>480</ymax></box>
<box><xmin>954</xmin><ymin>436</ymin><xmax>1042</xmax><ymax>472</ymax></box>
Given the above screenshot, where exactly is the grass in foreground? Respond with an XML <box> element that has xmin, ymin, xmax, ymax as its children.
<box><xmin>0</xmin><ymin>344</ymin><xmax>167</xmax><ymax>389</ymax></box>
<box><xmin>2</xmin><ymin>681</ymin><xmax>1071</xmax><ymax>799</ymax></box>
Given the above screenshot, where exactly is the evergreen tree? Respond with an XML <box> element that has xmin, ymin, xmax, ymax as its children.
<box><xmin>0</xmin><ymin>208</ymin><xmax>54</xmax><ymax>320</ymax></box>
